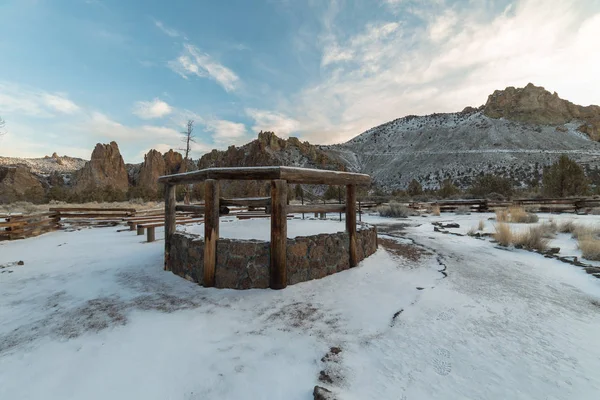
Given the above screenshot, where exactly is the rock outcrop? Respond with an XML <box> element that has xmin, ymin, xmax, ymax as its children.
<box><xmin>0</xmin><ymin>165</ymin><xmax>45</xmax><ymax>203</ymax></box>
<box><xmin>484</xmin><ymin>83</ymin><xmax>600</xmax><ymax>141</ymax></box>
<box><xmin>198</xmin><ymin>131</ymin><xmax>346</xmax><ymax>171</ymax></box>
<box><xmin>72</xmin><ymin>142</ymin><xmax>129</xmax><ymax>193</ymax></box>
<box><xmin>137</xmin><ymin>150</ymin><xmax>166</xmax><ymax>193</ymax></box>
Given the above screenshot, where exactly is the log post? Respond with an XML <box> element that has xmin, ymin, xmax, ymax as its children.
<box><xmin>270</xmin><ymin>179</ymin><xmax>288</xmax><ymax>289</ymax></box>
<box><xmin>147</xmin><ymin>226</ymin><xmax>156</xmax><ymax>242</ymax></box>
<box><xmin>204</xmin><ymin>179</ymin><xmax>219</xmax><ymax>287</ymax></box>
<box><xmin>346</xmin><ymin>184</ymin><xmax>358</xmax><ymax>268</ymax></box>
<box><xmin>164</xmin><ymin>184</ymin><xmax>176</xmax><ymax>271</ymax></box>
<box><xmin>137</xmin><ymin>225</ymin><xmax>145</xmax><ymax>235</ymax></box>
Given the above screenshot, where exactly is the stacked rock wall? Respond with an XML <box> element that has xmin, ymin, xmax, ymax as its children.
<box><xmin>170</xmin><ymin>225</ymin><xmax>377</xmax><ymax>289</ymax></box>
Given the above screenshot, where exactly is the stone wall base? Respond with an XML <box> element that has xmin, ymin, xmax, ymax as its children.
<box><xmin>170</xmin><ymin>225</ymin><xmax>377</xmax><ymax>289</ymax></box>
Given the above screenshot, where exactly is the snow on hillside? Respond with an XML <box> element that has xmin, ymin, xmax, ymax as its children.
<box><xmin>1</xmin><ymin>216</ymin><xmax>600</xmax><ymax>399</ymax></box>
<box><xmin>0</xmin><ymin>155</ymin><xmax>86</xmax><ymax>175</ymax></box>
<box><xmin>330</xmin><ymin>111</ymin><xmax>600</xmax><ymax>190</ymax></box>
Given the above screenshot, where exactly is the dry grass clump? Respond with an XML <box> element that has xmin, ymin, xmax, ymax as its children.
<box><xmin>478</xmin><ymin>219</ymin><xmax>485</xmax><ymax>231</ymax></box>
<box><xmin>558</xmin><ymin>220</ymin><xmax>576</xmax><ymax>234</ymax></box>
<box><xmin>578</xmin><ymin>235</ymin><xmax>600</xmax><ymax>261</ymax></box>
<box><xmin>495</xmin><ymin>209</ymin><xmax>509</xmax><ymax>222</ymax></box>
<box><xmin>431</xmin><ymin>204</ymin><xmax>441</xmax><ymax>216</ymax></box>
<box><xmin>571</xmin><ymin>225</ymin><xmax>600</xmax><ymax>240</ymax></box>
<box><xmin>513</xmin><ymin>226</ymin><xmax>550</xmax><ymax>252</ymax></box>
<box><xmin>538</xmin><ymin>221</ymin><xmax>557</xmax><ymax>238</ymax></box>
<box><xmin>494</xmin><ymin>223</ymin><xmax>513</xmax><ymax>246</ymax></box>
<box><xmin>378</xmin><ymin>203</ymin><xmax>412</xmax><ymax>218</ymax></box>
<box><xmin>508</xmin><ymin>206</ymin><xmax>539</xmax><ymax>223</ymax></box>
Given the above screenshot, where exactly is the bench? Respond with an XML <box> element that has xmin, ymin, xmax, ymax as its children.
<box><xmin>138</xmin><ymin>218</ymin><xmax>205</xmax><ymax>242</ymax></box>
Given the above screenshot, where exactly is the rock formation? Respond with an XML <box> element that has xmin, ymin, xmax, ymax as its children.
<box><xmin>137</xmin><ymin>149</ymin><xmax>166</xmax><ymax>193</ymax></box>
<box><xmin>0</xmin><ymin>165</ymin><xmax>45</xmax><ymax>203</ymax></box>
<box><xmin>484</xmin><ymin>83</ymin><xmax>600</xmax><ymax>141</ymax></box>
<box><xmin>198</xmin><ymin>131</ymin><xmax>345</xmax><ymax>171</ymax></box>
<box><xmin>72</xmin><ymin>141</ymin><xmax>129</xmax><ymax>193</ymax></box>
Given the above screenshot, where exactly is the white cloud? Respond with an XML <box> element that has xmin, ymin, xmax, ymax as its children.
<box><xmin>246</xmin><ymin>109</ymin><xmax>300</xmax><ymax>137</ymax></box>
<box><xmin>282</xmin><ymin>0</ymin><xmax>600</xmax><ymax>144</ymax></box>
<box><xmin>153</xmin><ymin>19</ymin><xmax>180</xmax><ymax>38</ymax></box>
<box><xmin>168</xmin><ymin>44</ymin><xmax>240</xmax><ymax>92</ymax></box>
<box><xmin>0</xmin><ymin>82</ymin><xmax>80</xmax><ymax>118</ymax></box>
<box><xmin>42</xmin><ymin>93</ymin><xmax>80</xmax><ymax>114</ymax></box>
<box><xmin>203</xmin><ymin>119</ymin><xmax>247</xmax><ymax>146</ymax></box>
<box><xmin>132</xmin><ymin>98</ymin><xmax>173</xmax><ymax>119</ymax></box>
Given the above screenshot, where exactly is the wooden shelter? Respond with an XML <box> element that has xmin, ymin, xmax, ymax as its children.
<box><xmin>158</xmin><ymin>166</ymin><xmax>371</xmax><ymax>290</ymax></box>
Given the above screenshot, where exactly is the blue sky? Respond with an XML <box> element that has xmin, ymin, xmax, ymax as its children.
<box><xmin>0</xmin><ymin>0</ymin><xmax>599</xmax><ymax>162</ymax></box>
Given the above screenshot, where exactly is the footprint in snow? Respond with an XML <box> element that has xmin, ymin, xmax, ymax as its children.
<box><xmin>432</xmin><ymin>348</ymin><xmax>452</xmax><ymax>376</ymax></box>
<box><xmin>436</xmin><ymin>308</ymin><xmax>457</xmax><ymax>321</ymax></box>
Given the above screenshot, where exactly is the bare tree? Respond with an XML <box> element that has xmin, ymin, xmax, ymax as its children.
<box><xmin>179</xmin><ymin>120</ymin><xmax>195</xmax><ymax>204</ymax></box>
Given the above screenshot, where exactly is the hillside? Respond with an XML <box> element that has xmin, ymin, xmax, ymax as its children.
<box><xmin>329</xmin><ymin>83</ymin><xmax>600</xmax><ymax>190</ymax></box>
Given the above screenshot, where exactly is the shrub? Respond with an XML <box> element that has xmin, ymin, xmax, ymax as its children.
<box><xmin>514</xmin><ymin>226</ymin><xmax>549</xmax><ymax>252</ymax></box>
<box><xmin>470</xmin><ymin>174</ymin><xmax>513</xmax><ymax>198</ymax></box>
<box><xmin>407</xmin><ymin>179</ymin><xmax>423</xmax><ymax>196</ymax></box>
<box><xmin>467</xmin><ymin>227</ymin><xmax>477</xmax><ymax>236</ymax></box>
<box><xmin>542</xmin><ymin>155</ymin><xmax>589</xmax><ymax>197</ymax></box>
<box><xmin>437</xmin><ymin>179</ymin><xmax>460</xmax><ymax>199</ymax></box>
<box><xmin>578</xmin><ymin>236</ymin><xmax>600</xmax><ymax>261</ymax></box>
<box><xmin>431</xmin><ymin>204</ymin><xmax>441</xmax><ymax>216</ymax></box>
<box><xmin>494</xmin><ymin>223</ymin><xmax>512</xmax><ymax>246</ymax></box>
<box><xmin>378</xmin><ymin>203</ymin><xmax>412</xmax><ymax>218</ymax></box>
<box><xmin>486</xmin><ymin>192</ymin><xmax>506</xmax><ymax>201</ymax></box>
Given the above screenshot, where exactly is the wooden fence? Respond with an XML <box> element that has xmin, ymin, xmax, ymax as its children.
<box><xmin>0</xmin><ymin>213</ymin><xmax>61</xmax><ymax>240</ymax></box>
<box><xmin>408</xmin><ymin>197</ymin><xmax>600</xmax><ymax>214</ymax></box>
<box><xmin>1</xmin><ymin>207</ymin><xmax>140</xmax><ymax>240</ymax></box>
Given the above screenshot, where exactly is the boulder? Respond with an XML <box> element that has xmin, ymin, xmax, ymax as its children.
<box><xmin>313</xmin><ymin>386</ymin><xmax>336</xmax><ymax>400</ymax></box>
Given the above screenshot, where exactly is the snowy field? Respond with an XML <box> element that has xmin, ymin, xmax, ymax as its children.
<box><xmin>1</xmin><ymin>214</ymin><xmax>600</xmax><ymax>399</ymax></box>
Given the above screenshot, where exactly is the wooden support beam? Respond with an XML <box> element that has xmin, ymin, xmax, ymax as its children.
<box><xmin>147</xmin><ymin>226</ymin><xmax>156</xmax><ymax>242</ymax></box>
<box><xmin>137</xmin><ymin>225</ymin><xmax>145</xmax><ymax>235</ymax></box>
<box><xmin>203</xmin><ymin>179</ymin><xmax>219</xmax><ymax>287</ymax></box>
<box><xmin>164</xmin><ymin>184</ymin><xmax>176</xmax><ymax>271</ymax></box>
<box><xmin>346</xmin><ymin>184</ymin><xmax>358</xmax><ymax>268</ymax></box>
<box><xmin>220</xmin><ymin>197</ymin><xmax>271</xmax><ymax>207</ymax></box>
<box><xmin>158</xmin><ymin>166</ymin><xmax>371</xmax><ymax>186</ymax></box>
<box><xmin>270</xmin><ymin>179</ymin><xmax>288</xmax><ymax>290</ymax></box>
<box><xmin>288</xmin><ymin>204</ymin><xmax>346</xmax><ymax>214</ymax></box>
<box><xmin>49</xmin><ymin>207</ymin><xmax>137</xmax><ymax>212</ymax></box>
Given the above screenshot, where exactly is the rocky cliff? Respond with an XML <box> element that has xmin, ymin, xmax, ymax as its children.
<box><xmin>198</xmin><ymin>131</ymin><xmax>346</xmax><ymax>171</ymax></box>
<box><xmin>72</xmin><ymin>141</ymin><xmax>129</xmax><ymax>193</ymax></box>
<box><xmin>483</xmin><ymin>83</ymin><xmax>600</xmax><ymax>141</ymax></box>
<box><xmin>133</xmin><ymin>149</ymin><xmax>184</xmax><ymax>192</ymax></box>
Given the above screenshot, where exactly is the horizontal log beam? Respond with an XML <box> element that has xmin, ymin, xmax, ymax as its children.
<box><xmin>287</xmin><ymin>204</ymin><xmax>346</xmax><ymax>213</ymax></box>
<box><xmin>158</xmin><ymin>166</ymin><xmax>370</xmax><ymax>186</ymax></box>
<box><xmin>50</xmin><ymin>207</ymin><xmax>136</xmax><ymax>212</ymax></box>
<box><xmin>219</xmin><ymin>197</ymin><xmax>271</xmax><ymax>207</ymax></box>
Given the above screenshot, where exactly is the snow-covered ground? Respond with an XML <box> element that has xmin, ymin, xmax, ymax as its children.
<box><xmin>1</xmin><ymin>215</ymin><xmax>600</xmax><ymax>399</ymax></box>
